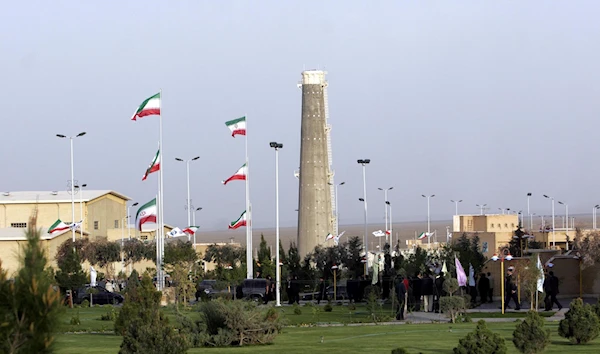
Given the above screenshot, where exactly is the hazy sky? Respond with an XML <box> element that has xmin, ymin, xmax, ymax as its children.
<box><xmin>2</xmin><ymin>1</ymin><xmax>599</xmax><ymax>231</ymax></box>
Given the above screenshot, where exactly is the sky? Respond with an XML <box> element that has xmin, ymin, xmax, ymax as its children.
<box><xmin>2</xmin><ymin>1</ymin><xmax>600</xmax><ymax>231</ymax></box>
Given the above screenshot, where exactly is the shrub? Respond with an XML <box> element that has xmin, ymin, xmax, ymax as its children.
<box><xmin>593</xmin><ymin>297</ymin><xmax>600</xmax><ymax>319</ymax></box>
<box><xmin>444</xmin><ymin>278</ymin><xmax>460</xmax><ymax>295</ymax></box>
<box><xmin>453</xmin><ymin>320</ymin><xmax>507</xmax><ymax>354</ymax></box>
<box><xmin>323</xmin><ymin>303</ymin><xmax>333</xmax><ymax>312</ymax></box>
<box><xmin>70</xmin><ymin>311</ymin><xmax>81</xmax><ymax>326</ymax></box>
<box><xmin>391</xmin><ymin>348</ymin><xmax>409</xmax><ymax>354</ymax></box>
<box><xmin>100</xmin><ymin>307</ymin><xmax>117</xmax><ymax>321</ymax></box>
<box><xmin>348</xmin><ymin>303</ymin><xmax>357</xmax><ymax>311</ymax></box>
<box><xmin>558</xmin><ymin>298</ymin><xmax>600</xmax><ymax>344</ymax></box>
<box><xmin>513</xmin><ymin>311</ymin><xmax>550</xmax><ymax>353</ymax></box>
<box><xmin>293</xmin><ymin>304</ymin><xmax>302</xmax><ymax>315</ymax></box>
<box><xmin>81</xmin><ymin>299</ymin><xmax>90</xmax><ymax>308</ymax></box>
<box><xmin>440</xmin><ymin>296</ymin><xmax>465</xmax><ymax>323</ymax></box>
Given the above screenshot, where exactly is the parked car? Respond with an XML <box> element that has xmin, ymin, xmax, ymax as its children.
<box><xmin>195</xmin><ymin>280</ymin><xmax>217</xmax><ymax>300</ymax></box>
<box><xmin>301</xmin><ymin>285</ymin><xmax>347</xmax><ymax>301</ymax></box>
<box><xmin>241</xmin><ymin>279</ymin><xmax>268</xmax><ymax>301</ymax></box>
<box><xmin>70</xmin><ymin>285</ymin><xmax>124</xmax><ymax>305</ymax></box>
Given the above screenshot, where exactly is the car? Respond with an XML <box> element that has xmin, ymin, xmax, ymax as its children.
<box><xmin>301</xmin><ymin>285</ymin><xmax>347</xmax><ymax>301</ymax></box>
<box><xmin>195</xmin><ymin>279</ymin><xmax>217</xmax><ymax>300</ymax></box>
<box><xmin>241</xmin><ymin>279</ymin><xmax>268</xmax><ymax>301</ymax></box>
<box><xmin>70</xmin><ymin>285</ymin><xmax>124</xmax><ymax>305</ymax></box>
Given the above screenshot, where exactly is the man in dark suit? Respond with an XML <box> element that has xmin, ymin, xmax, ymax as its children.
<box><xmin>544</xmin><ymin>271</ymin><xmax>563</xmax><ymax>311</ymax></box>
<box><xmin>395</xmin><ymin>276</ymin><xmax>407</xmax><ymax>320</ymax></box>
<box><xmin>504</xmin><ymin>266</ymin><xmax>520</xmax><ymax>311</ymax></box>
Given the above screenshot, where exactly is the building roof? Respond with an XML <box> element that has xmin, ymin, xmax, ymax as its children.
<box><xmin>0</xmin><ymin>227</ymin><xmax>87</xmax><ymax>241</ymax></box>
<box><xmin>0</xmin><ymin>190</ymin><xmax>131</xmax><ymax>204</ymax></box>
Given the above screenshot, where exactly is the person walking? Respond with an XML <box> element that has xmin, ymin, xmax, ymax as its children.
<box><xmin>487</xmin><ymin>272</ymin><xmax>494</xmax><ymax>303</ymax></box>
<box><xmin>504</xmin><ymin>266</ymin><xmax>520</xmax><ymax>311</ymax></box>
<box><xmin>395</xmin><ymin>276</ymin><xmax>407</xmax><ymax>320</ymax></box>
<box><xmin>317</xmin><ymin>277</ymin><xmax>327</xmax><ymax>304</ymax></box>
<box><xmin>544</xmin><ymin>271</ymin><xmax>563</xmax><ymax>311</ymax></box>
<box><xmin>421</xmin><ymin>273</ymin><xmax>434</xmax><ymax>312</ymax></box>
<box><xmin>478</xmin><ymin>273</ymin><xmax>490</xmax><ymax>303</ymax></box>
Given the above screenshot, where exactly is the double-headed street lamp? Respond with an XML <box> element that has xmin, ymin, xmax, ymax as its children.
<box><xmin>491</xmin><ymin>250</ymin><xmax>513</xmax><ymax>314</ymax></box>
<box><xmin>558</xmin><ymin>201</ymin><xmax>569</xmax><ymax>247</ymax></box>
<box><xmin>329</xmin><ymin>181</ymin><xmax>346</xmax><ymax>237</ymax></box>
<box><xmin>74</xmin><ymin>183</ymin><xmax>87</xmax><ymax>237</ymax></box>
<box><xmin>422</xmin><ymin>194</ymin><xmax>435</xmax><ymax>246</ymax></box>
<box><xmin>127</xmin><ymin>202</ymin><xmax>139</xmax><ymax>239</ymax></box>
<box><xmin>193</xmin><ymin>207</ymin><xmax>203</xmax><ymax>225</ymax></box>
<box><xmin>378</xmin><ymin>187</ymin><xmax>393</xmax><ymax>244</ymax></box>
<box><xmin>526</xmin><ymin>193</ymin><xmax>532</xmax><ymax>232</ymax></box>
<box><xmin>175</xmin><ymin>156</ymin><xmax>200</xmax><ymax>227</ymax></box>
<box><xmin>450</xmin><ymin>199</ymin><xmax>462</xmax><ymax>215</ymax></box>
<box><xmin>386</xmin><ymin>201</ymin><xmax>393</xmax><ymax>248</ymax></box>
<box><xmin>56</xmin><ymin>132</ymin><xmax>86</xmax><ymax>243</ymax></box>
<box><xmin>357</xmin><ymin>159</ymin><xmax>370</xmax><ymax>256</ymax></box>
<box><xmin>543</xmin><ymin>195</ymin><xmax>556</xmax><ymax>248</ymax></box>
<box><xmin>476</xmin><ymin>203</ymin><xmax>487</xmax><ymax>215</ymax></box>
<box><xmin>270</xmin><ymin>142</ymin><xmax>283</xmax><ymax>307</ymax></box>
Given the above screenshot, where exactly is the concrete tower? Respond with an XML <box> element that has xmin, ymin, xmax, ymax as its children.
<box><xmin>297</xmin><ymin>70</ymin><xmax>335</xmax><ymax>258</ymax></box>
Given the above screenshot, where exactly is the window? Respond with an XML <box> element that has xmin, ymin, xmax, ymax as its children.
<box><xmin>505</xmin><ymin>223</ymin><xmax>508</xmax><ymax>228</ymax></box>
<box><xmin>141</xmin><ymin>235</ymin><xmax>148</xmax><ymax>241</ymax></box>
<box><xmin>497</xmin><ymin>223</ymin><xmax>501</xmax><ymax>228</ymax></box>
<box><xmin>94</xmin><ymin>221</ymin><xmax>99</xmax><ymax>230</ymax></box>
<box><xmin>511</xmin><ymin>223</ymin><xmax>515</xmax><ymax>228</ymax></box>
<box><xmin>10</xmin><ymin>222</ymin><xmax>27</xmax><ymax>228</ymax></box>
<box><xmin>114</xmin><ymin>220</ymin><xmax>119</xmax><ymax>228</ymax></box>
<box><xmin>490</xmin><ymin>223</ymin><xmax>494</xmax><ymax>228</ymax></box>
<box><xmin>482</xmin><ymin>242</ymin><xmax>489</xmax><ymax>253</ymax></box>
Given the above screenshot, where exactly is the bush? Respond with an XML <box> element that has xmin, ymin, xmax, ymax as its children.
<box><xmin>70</xmin><ymin>311</ymin><xmax>81</xmax><ymax>326</ymax></box>
<box><xmin>293</xmin><ymin>304</ymin><xmax>302</xmax><ymax>315</ymax></box>
<box><xmin>348</xmin><ymin>303</ymin><xmax>357</xmax><ymax>311</ymax></box>
<box><xmin>558</xmin><ymin>298</ymin><xmax>600</xmax><ymax>344</ymax></box>
<box><xmin>100</xmin><ymin>307</ymin><xmax>117</xmax><ymax>321</ymax></box>
<box><xmin>513</xmin><ymin>311</ymin><xmax>550</xmax><ymax>353</ymax></box>
<box><xmin>323</xmin><ymin>303</ymin><xmax>333</xmax><ymax>312</ymax></box>
<box><xmin>391</xmin><ymin>348</ymin><xmax>409</xmax><ymax>354</ymax></box>
<box><xmin>440</xmin><ymin>296</ymin><xmax>465</xmax><ymax>323</ymax></box>
<box><xmin>81</xmin><ymin>299</ymin><xmax>90</xmax><ymax>308</ymax></box>
<box><xmin>453</xmin><ymin>320</ymin><xmax>507</xmax><ymax>354</ymax></box>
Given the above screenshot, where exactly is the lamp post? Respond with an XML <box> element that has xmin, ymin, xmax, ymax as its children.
<box><xmin>491</xmin><ymin>251</ymin><xmax>513</xmax><ymax>314</ymax></box>
<box><xmin>127</xmin><ymin>202</ymin><xmax>138</xmax><ymax>240</ymax></box>
<box><xmin>543</xmin><ymin>195</ymin><xmax>556</xmax><ymax>248</ymax></box>
<box><xmin>476</xmin><ymin>204</ymin><xmax>487</xmax><ymax>215</ymax></box>
<box><xmin>558</xmin><ymin>201</ymin><xmax>568</xmax><ymax>249</ymax></box>
<box><xmin>332</xmin><ymin>264</ymin><xmax>338</xmax><ymax>301</ymax></box>
<box><xmin>269</xmin><ymin>141</ymin><xmax>283</xmax><ymax>307</ymax></box>
<box><xmin>74</xmin><ymin>183</ymin><xmax>87</xmax><ymax>238</ymax></box>
<box><xmin>422</xmin><ymin>194</ymin><xmax>435</xmax><ymax>247</ymax></box>
<box><xmin>526</xmin><ymin>193</ymin><xmax>532</xmax><ymax>232</ymax></box>
<box><xmin>175</xmin><ymin>156</ymin><xmax>200</xmax><ymax>227</ymax></box>
<box><xmin>450</xmin><ymin>199</ymin><xmax>462</xmax><ymax>215</ymax></box>
<box><xmin>357</xmin><ymin>159</ymin><xmax>370</xmax><ymax>257</ymax></box>
<box><xmin>329</xmin><ymin>181</ymin><xmax>345</xmax><ymax>237</ymax></box>
<box><xmin>121</xmin><ymin>215</ymin><xmax>129</xmax><ymax>274</ymax></box>
<box><xmin>386</xmin><ymin>201</ymin><xmax>393</xmax><ymax>248</ymax></box>
<box><xmin>378</xmin><ymin>187</ymin><xmax>393</xmax><ymax>244</ymax></box>
<box><xmin>594</xmin><ymin>205</ymin><xmax>600</xmax><ymax>229</ymax></box>
<box><xmin>56</xmin><ymin>132</ymin><xmax>86</xmax><ymax>243</ymax></box>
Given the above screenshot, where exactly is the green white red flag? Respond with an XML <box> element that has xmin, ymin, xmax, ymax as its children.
<box><xmin>182</xmin><ymin>226</ymin><xmax>199</xmax><ymax>235</ymax></box>
<box><xmin>225</xmin><ymin>116</ymin><xmax>246</xmax><ymax>137</ymax></box>
<box><xmin>136</xmin><ymin>198</ymin><xmax>157</xmax><ymax>231</ymax></box>
<box><xmin>131</xmin><ymin>93</ymin><xmax>160</xmax><ymax>121</ymax></box>
<box><xmin>142</xmin><ymin>149</ymin><xmax>160</xmax><ymax>181</ymax></box>
<box><xmin>48</xmin><ymin>219</ymin><xmax>70</xmax><ymax>235</ymax></box>
<box><xmin>228</xmin><ymin>211</ymin><xmax>247</xmax><ymax>229</ymax></box>
<box><xmin>222</xmin><ymin>163</ymin><xmax>247</xmax><ymax>185</ymax></box>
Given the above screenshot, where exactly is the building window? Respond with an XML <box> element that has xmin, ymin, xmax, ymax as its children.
<box><xmin>505</xmin><ymin>223</ymin><xmax>508</xmax><ymax>228</ymax></box>
<box><xmin>114</xmin><ymin>220</ymin><xmax>119</xmax><ymax>228</ymax></box>
<box><xmin>490</xmin><ymin>224</ymin><xmax>494</xmax><ymax>228</ymax></box>
<box><xmin>511</xmin><ymin>223</ymin><xmax>515</xmax><ymax>228</ymax></box>
<box><xmin>94</xmin><ymin>221</ymin><xmax>99</xmax><ymax>230</ymax></box>
<box><xmin>10</xmin><ymin>222</ymin><xmax>27</xmax><ymax>228</ymax></box>
<box><xmin>141</xmin><ymin>235</ymin><xmax>148</xmax><ymax>241</ymax></box>
<box><xmin>482</xmin><ymin>242</ymin><xmax>489</xmax><ymax>253</ymax></box>
<box><xmin>497</xmin><ymin>223</ymin><xmax>501</xmax><ymax>228</ymax></box>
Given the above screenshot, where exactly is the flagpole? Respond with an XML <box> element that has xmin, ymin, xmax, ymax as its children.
<box><xmin>158</xmin><ymin>88</ymin><xmax>165</xmax><ymax>291</ymax></box>
<box><xmin>245</xmin><ymin>114</ymin><xmax>253</xmax><ymax>279</ymax></box>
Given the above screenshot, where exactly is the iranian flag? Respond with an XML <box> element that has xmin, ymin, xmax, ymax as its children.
<box><xmin>228</xmin><ymin>211</ymin><xmax>247</xmax><ymax>229</ymax></box>
<box><xmin>131</xmin><ymin>92</ymin><xmax>161</xmax><ymax>121</ymax></box>
<box><xmin>182</xmin><ymin>226</ymin><xmax>199</xmax><ymax>235</ymax></box>
<box><xmin>222</xmin><ymin>163</ymin><xmax>247</xmax><ymax>185</ymax></box>
<box><xmin>48</xmin><ymin>219</ymin><xmax>70</xmax><ymax>235</ymax></box>
<box><xmin>225</xmin><ymin>116</ymin><xmax>246</xmax><ymax>137</ymax></box>
<box><xmin>418</xmin><ymin>232</ymin><xmax>433</xmax><ymax>240</ymax></box>
<box><xmin>142</xmin><ymin>149</ymin><xmax>161</xmax><ymax>181</ymax></box>
<box><xmin>136</xmin><ymin>198</ymin><xmax>157</xmax><ymax>231</ymax></box>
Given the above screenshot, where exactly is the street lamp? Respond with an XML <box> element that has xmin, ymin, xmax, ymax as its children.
<box><xmin>193</xmin><ymin>207</ymin><xmax>203</xmax><ymax>225</ymax></box>
<box><xmin>357</xmin><ymin>159</ymin><xmax>370</xmax><ymax>257</ymax></box>
<box><xmin>450</xmin><ymin>199</ymin><xmax>462</xmax><ymax>215</ymax></box>
<box><xmin>421</xmin><ymin>194</ymin><xmax>435</xmax><ymax>247</ymax></box>
<box><xmin>331</xmin><ymin>264</ymin><xmax>339</xmax><ymax>301</ymax></box>
<box><xmin>558</xmin><ymin>201</ymin><xmax>568</xmax><ymax>242</ymax></box>
<box><xmin>594</xmin><ymin>205</ymin><xmax>600</xmax><ymax>230</ymax></box>
<box><xmin>491</xmin><ymin>250</ymin><xmax>513</xmax><ymax>314</ymax></box>
<box><xmin>378</xmin><ymin>187</ymin><xmax>393</xmax><ymax>245</ymax></box>
<box><xmin>121</xmin><ymin>215</ymin><xmax>129</xmax><ymax>274</ymax></box>
<box><xmin>476</xmin><ymin>204</ymin><xmax>487</xmax><ymax>215</ymax></box>
<box><xmin>175</xmin><ymin>156</ymin><xmax>200</xmax><ymax>228</ymax></box>
<box><xmin>386</xmin><ymin>201</ymin><xmax>393</xmax><ymax>248</ymax></box>
<box><xmin>329</xmin><ymin>181</ymin><xmax>346</xmax><ymax>237</ymax></box>
<box><xmin>269</xmin><ymin>141</ymin><xmax>283</xmax><ymax>307</ymax></box>
<box><xmin>56</xmin><ymin>132</ymin><xmax>86</xmax><ymax>243</ymax></box>
<box><xmin>127</xmin><ymin>202</ymin><xmax>139</xmax><ymax>239</ymax></box>
<box><xmin>74</xmin><ymin>183</ymin><xmax>87</xmax><ymax>238</ymax></box>
<box><xmin>527</xmin><ymin>193</ymin><xmax>532</xmax><ymax>232</ymax></box>
<box><xmin>543</xmin><ymin>195</ymin><xmax>556</xmax><ymax>248</ymax></box>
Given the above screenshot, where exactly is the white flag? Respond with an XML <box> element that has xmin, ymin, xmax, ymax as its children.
<box><xmin>334</xmin><ymin>231</ymin><xmax>346</xmax><ymax>246</ymax></box>
<box><xmin>537</xmin><ymin>255</ymin><xmax>545</xmax><ymax>293</ymax></box>
<box><xmin>325</xmin><ymin>233</ymin><xmax>334</xmax><ymax>242</ymax></box>
<box><xmin>167</xmin><ymin>227</ymin><xmax>186</xmax><ymax>238</ymax></box>
<box><xmin>372</xmin><ymin>230</ymin><xmax>386</xmax><ymax>237</ymax></box>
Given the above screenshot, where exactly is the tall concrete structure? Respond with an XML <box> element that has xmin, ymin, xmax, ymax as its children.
<box><xmin>297</xmin><ymin>70</ymin><xmax>335</xmax><ymax>257</ymax></box>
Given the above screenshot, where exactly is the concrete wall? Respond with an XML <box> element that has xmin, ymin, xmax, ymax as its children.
<box><xmin>454</xmin><ymin>214</ymin><xmax>519</xmax><ymax>233</ymax></box>
<box><xmin>0</xmin><ymin>231</ymin><xmax>75</xmax><ymax>275</ymax></box>
<box><xmin>297</xmin><ymin>70</ymin><xmax>333</xmax><ymax>258</ymax></box>
<box><xmin>0</xmin><ymin>202</ymin><xmax>74</xmax><ymax>229</ymax></box>
<box><xmin>87</xmin><ymin>194</ymin><xmax>126</xmax><ymax>239</ymax></box>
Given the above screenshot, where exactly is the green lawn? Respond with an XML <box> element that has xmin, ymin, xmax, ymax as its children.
<box><xmin>54</xmin><ymin>305</ymin><xmax>599</xmax><ymax>354</ymax></box>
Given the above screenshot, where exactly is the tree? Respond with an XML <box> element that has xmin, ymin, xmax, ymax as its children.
<box><xmin>87</xmin><ymin>240</ymin><xmax>121</xmax><ymax>280</ymax></box>
<box><xmin>117</xmin><ymin>273</ymin><xmax>188</xmax><ymax>354</ymax></box>
<box><xmin>163</xmin><ymin>240</ymin><xmax>198</xmax><ymax>306</ymax></box>
<box><xmin>512</xmin><ymin>256</ymin><xmax>542</xmax><ymax>310</ymax></box>
<box><xmin>257</xmin><ymin>234</ymin><xmax>274</xmax><ymax>279</ymax></box>
<box><xmin>509</xmin><ymin>225</ymin><xmax>527</xmax><ymax>258</ymax></box>
<box><xmin>55</xmin><ymin>238</ymin><xmax>90</xmax><ymax>266</ymax></box>
<box><xmin>123</xmin><ymin>239</ymin><xmax>148</xmax><ymax>269</ymax></box>
<box><xmin>453</xmin><ymin>320</ymin><xmax>507</xmax><ymax>354</ymax></box>
<box><xmin>344</xmin><ymin>236</ymin><xmax>364</xmax><ymax>279</ymax></box>
<box><xmin>203</xmin><ymin>244</ymin><xmax>246</xmax><ymax>282</ymax></box>
<box><xmin>513</xmin><ymin>311</ymin><xmax>551</xmax><ymax>354</ymax></box>
<box><xmin>284</xmin><ymin>242</ymin><xmax>301</xmax><ymax>277</ymax></box>
<box><xmin>0</xmin><ymin>213</ymin><xmax>62</xmax><ymax>354</ymax></box>
<box><xmin>558</xmin><ymin>298</ymin><xmax>600</xmax><ymax>344</ymax></box>
<box><xmin>573</xmin><ymin>230</ymin><xmax>600</xmax><ymax>268</ymax></box>
<box><xmin>55</xmin><ymin>247</ymin><xmax>87</xmax><ymax>307</ymax></box>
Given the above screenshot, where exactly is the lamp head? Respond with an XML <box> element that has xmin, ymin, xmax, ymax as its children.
<box><xmin>56</xmin><ymin>134</ymin><xmax>66</xmax><ymax>138</ymax></box>
<box><xmin>82</xmin><ymin>184</ymin><xmax>87</xmax><ymax>188</ymax></box>
<box><xmin>269</xmin><ymin>142</ymin><xmax>278</xmax><ymax>148</ymax></box>
<box><xmin>543</xmin><ymin>194</ymin><xmax>550</xmax><ymax>199</ymax></box>
<box><xmin>196</xmin><ymin>207</ymin><xmax>202</xmax><ymax>211</ymax></box>
<box><xmin>175</xmin><ymin>158</ymin><xmax>184</xmax><ymax>162</ymax></box>
<box><xmin>505</xmin><ymin>254</ymin><xmax>513</xmax><ymax>261</ymax></box>
<box><xmin>76</xmin><ymin>132</ymin><xmax>86</xmax><ymax>137</ymax></box>
<box><xmin>340</xmin><ymin>182</ymin><xmax>345</xmax><ymax>185</ymax></box>
<box><xmin>527</xmin><ymin>193</ymin><xmax>532</xmax><ymax>196</ymax></box>
<box><xmin>385</xmin><ymin>201</ymin><xmax>391</xmax><ymax>205</ymax></box>
<box><xmin>358</xmin><ymin>198</ymin><xmax>365</xmax><ymax>202</ymax></box>
<box><xmin>192</xmin><ymin>156</ymin><xmax>200</xmax><ymax>161</ymax></box>
<box><xmin>491</xmin><ymin>254</ymin><xmax>499</xmax><ymax>261</ymax></box>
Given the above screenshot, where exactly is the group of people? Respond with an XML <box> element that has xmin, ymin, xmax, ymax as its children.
<box><xmin>394</xmin><ymin>272</ymin><xmax>447</xmax><ymax>320</ymax></box>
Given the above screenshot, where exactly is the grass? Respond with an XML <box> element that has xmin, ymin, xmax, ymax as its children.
<box><xmin>468</xmin><ymin>311</ymin><xmax>556</xmax><ymax>318</ymax></box>
<box><xmin>53</xmin><ymin>305</ymin><xmax>600</xmax><ymax>353</ymax></box>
